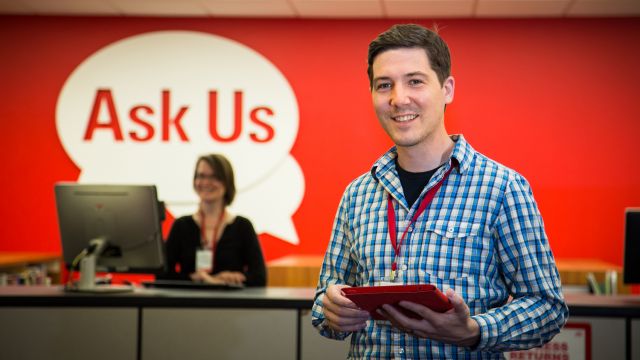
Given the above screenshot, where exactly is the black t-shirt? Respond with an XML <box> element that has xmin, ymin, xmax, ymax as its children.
<box><xmin>396</xmin><ymin>160</ymin><xmax>443</xmax><ymax>208</ymax></box>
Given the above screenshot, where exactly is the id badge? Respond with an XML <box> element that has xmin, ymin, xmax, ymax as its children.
<box><xmin>376</xmin><ymin>270</ymin><xmax>402</xmax><ymax>286</ymax></box>
<box><xmin>379</xmin><ymin>281</ymin><xmax>397</xmax><ymax>286</ymax></box>
<box><xmin>377</xmin><ymin>273</ymin><xmax>400</xmax><ymax>286</ymax></box>
<box><xmin>196</xmin><ymin>249</ymin><xmax>212</xmax><ymax>272</ymax></box>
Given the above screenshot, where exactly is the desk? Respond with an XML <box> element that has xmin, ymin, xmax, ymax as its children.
<box><xmin>562</xmin><ymin>293</ymin><xmax>640</xmax><ymax>360</ymax></box>
<box><xmin>0</xmin><ymin>286</ymin><xmax>348</xmax><ymax>360</ymax></box>
<box><xmin>1</xmin><ymin>287</ymin><xmax>639</xmax><ymax>360</ymax></box>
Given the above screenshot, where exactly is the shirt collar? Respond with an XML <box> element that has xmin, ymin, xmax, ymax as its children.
<box><xmin>449</xmin><ymin>134</ymin><xmax>473</xmax><ymax>175</ymax></box>
<box><xmin>371</xmin><ymin>134</ymin><xmax>474</xmax><ymax>180</ymax></box>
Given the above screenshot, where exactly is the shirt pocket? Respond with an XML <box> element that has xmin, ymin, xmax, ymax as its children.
<box><xmin>413</xmin><ymin>220</ymin><xmax>483</xmax><ymax>280</ymax></box>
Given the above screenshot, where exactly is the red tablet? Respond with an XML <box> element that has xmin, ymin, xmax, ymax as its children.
<box><xmin>342</xmin><ymin>284</ymin><xmax>453</xmax><ymax>320</ymax></box>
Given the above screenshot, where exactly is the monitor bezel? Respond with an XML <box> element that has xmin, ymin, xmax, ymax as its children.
<box><xmin>623</xmin><ymin>208</ymin><xmax>640</xmax><ymax>285</ymax></box>
<box><xmin>54</xmin><ymin>183</ymin><xmax>166</xmax><ymax>274</ymax></box>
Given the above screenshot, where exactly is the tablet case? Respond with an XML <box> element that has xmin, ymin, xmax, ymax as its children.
<box><xmin>342</xmin><ymin>284</ymin><xmax>452</xmax><ymax>320</ymax></box>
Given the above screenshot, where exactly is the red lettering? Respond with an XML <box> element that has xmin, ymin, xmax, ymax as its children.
<box><xmin>85</xmin><ymin>89</ymin><xmax>276</xmax><ymax>144</ymax></box>
<box><xmin>161</xmin><ymin>90</ymin><xmax>189</xmax><ymax>142</ymax></box>
<box><xmin>129</xmin><ymin>105</ymin><xmax>155</xmax><ymax>141</ymax></box>
<box><xmin>249</xmin><ymin>107</ymin><xmax>275</xmax><ymax>143</ymax></box>
<box><xmin>208</xmin><ymin>90</ymin><xmax>243</xmax><ymax>142</ymax></box>
<box><xmin>84</xmin><ymin>89</ymin><xmax>123</xmax><ymax>141</ymax></box>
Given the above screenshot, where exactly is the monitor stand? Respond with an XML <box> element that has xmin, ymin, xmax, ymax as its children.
<box><xmin>66</xmin><ymin>253</ymin><xmax>133</xmax><ymax>294</ymax></box>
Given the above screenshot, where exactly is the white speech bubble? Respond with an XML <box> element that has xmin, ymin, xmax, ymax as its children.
<box><xmin>231</xmin><ymin>155</ymin><xmax>304</xmax><ymax>244</ymax></box>
<box><xmin>56</xmin><ymin>31</ymin><xmax>304</xmax><ymax>245</ymax></box>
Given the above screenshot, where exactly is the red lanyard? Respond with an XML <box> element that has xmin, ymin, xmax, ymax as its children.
<box><xmin>199</xmin><ymin>208</ymin><xmax>225</xmax><ymax>269</ymax></box>
<box><xmin>386</xmin><ymin>164</ymin><xmax>454</xmax><ymax>280</ymax></box>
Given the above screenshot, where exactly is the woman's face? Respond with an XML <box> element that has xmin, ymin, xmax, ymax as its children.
<box><xmin>194</xmin><ymin>160</ymin><xmax>226</xmax><ymax>203</ymax></box>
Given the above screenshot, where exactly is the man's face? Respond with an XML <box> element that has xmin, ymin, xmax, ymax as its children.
<box><xmin>371</xmin><ymin>47</ymin><xmax>454</xmax><ymax>150</ymax></box>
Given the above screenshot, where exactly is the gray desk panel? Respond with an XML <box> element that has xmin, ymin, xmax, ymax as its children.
<box><xmin>633</xmin><ymin>319</ymin><xmax>640</xmax><ymax>360</ymax></box>
<box><xmin>300</xmin><ymin>310</ymin><xmax>350</xmax><ymax>360</ymax></box>
<box><xmin>142</xmin><ymin>308</ymin><xmax>297</xmax><ymax>360</ymax></box>
<box><xmin>570</xmin><ymin>316</ymin><xmax>626</xmax><ymax>360</ymax></box>
<box><xmin>0</xmin><ymin>307</ymin><xmax>137</xmax><ymax>360</ymax></box>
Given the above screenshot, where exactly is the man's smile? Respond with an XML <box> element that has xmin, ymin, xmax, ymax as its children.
<box><xmin>392</xmin><ymin>113</ymin><xmax>419</xmax><ymax>122</ymax></box>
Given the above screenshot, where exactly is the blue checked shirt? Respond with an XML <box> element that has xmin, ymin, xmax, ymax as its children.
<box><xmin>311</xmin><ymin>135</ymin><xmax>568</xmax><ymax>359</ymax></box>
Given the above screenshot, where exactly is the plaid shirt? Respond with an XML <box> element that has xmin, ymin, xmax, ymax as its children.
<box><xmin>312</xmin><ymin>135</ymin><xmax>568</xmax><ymax>359</ymax></box>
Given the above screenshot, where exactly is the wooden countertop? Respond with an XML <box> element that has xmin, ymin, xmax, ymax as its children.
<box><xmin>267</xmin><ymin>256</ymin><xmax>627</xmax><ymax>291</ymax></box>
<box><xmin>0</xmin><ymin>252</ymin><xmax>61</xmax><ymax>269</ymax></box>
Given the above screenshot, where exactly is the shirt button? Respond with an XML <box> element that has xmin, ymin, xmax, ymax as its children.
<box><xmin>398</xmin><ymin>348</ymin><xmax>405</xmax><ymax>354</ymax></box>
<box><xmin>401</xmin><ymin>264</ymin><xmax>408</xmax><ymax>271</ymax></box>
<box><xmin>447</xmin><ymin>227</ymin><xmax>454</xmax><ymax>233</ymax></box>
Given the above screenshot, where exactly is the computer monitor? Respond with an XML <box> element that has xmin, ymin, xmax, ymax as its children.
<box><xmin>623</xmin><ymin>208</ymin><xmax>640</xmax><ymax>285</ymax></box>
<box><xmin>54</xmin><ymin>183</ymin><xmax>166</xmax><ymax>291</ymax></box>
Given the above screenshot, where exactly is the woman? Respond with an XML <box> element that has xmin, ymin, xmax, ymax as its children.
<box><xmin>164</xmin><ymin>154</ymin><xmax>266</xmax><ymax>287</ymax></box>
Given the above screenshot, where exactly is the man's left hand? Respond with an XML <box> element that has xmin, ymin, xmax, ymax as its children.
<box><xmin>378</xmin><ymin>288</ymin><xmax>480</xmax><ymax>347</ymax></box>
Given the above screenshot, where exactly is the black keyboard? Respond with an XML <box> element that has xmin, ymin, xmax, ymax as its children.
<box><xmin>141</xmin><ymin>280</ymin><xmax>244</xmax><ymax>290</ymax></box>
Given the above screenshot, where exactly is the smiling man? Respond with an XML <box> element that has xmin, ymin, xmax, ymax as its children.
<box><xmin>311</xmin><ymin>24</ymin><xmax>568</xmax><ymax>359</ymax></box>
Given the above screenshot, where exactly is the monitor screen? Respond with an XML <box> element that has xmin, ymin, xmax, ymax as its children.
<box><xmin>54</xmin><ymin>183</ymin><xmax>166</xmax><ymax>274</ymax></box>
<box><xmin>623</xmin><ymin>208</ymin><xmax>640</xmax><ymax>284</ymax></box>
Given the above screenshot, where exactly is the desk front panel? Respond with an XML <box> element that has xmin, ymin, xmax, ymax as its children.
<box><xmin>142</xmin><ymin>308</ymin><xmax>297</xmax><ymax>360</ymax></box>
<box><xmin>0</xmin><ymin>307</ymin><xmax>137</xmax><ymax>360</ymax></box>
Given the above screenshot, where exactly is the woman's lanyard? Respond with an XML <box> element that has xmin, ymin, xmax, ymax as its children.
<box><xmin>199</xmin><ymin>208</ymin><xmax>225</xmax><ymax>268</ymax></box>
<box><xmin>387</xmin><ymin>164</ymin><xmax>454</xmax><ymax>281</ymax></box>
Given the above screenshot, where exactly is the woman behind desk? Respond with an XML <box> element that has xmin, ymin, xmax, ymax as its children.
<box><xmin>164</xmin><ymin>154</ymin><xmax>266</xmax><ymax>287</ymax></box>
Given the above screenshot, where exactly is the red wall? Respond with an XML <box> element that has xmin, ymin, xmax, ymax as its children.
<box><xmin>1</xmin><ymin>16</ymin><xmax>639</xmax><ymax>266</ymax></box>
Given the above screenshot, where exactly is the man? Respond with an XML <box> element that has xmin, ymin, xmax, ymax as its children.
<box><xmin>311</xmin><ymin>24</ymin><xmax>568</xmax><ymax>359</ymax></box>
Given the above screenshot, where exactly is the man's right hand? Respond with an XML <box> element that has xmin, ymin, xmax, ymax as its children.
<box><xmin>322</xmin><ymin>284</ymin><xmax>370</xmax><ymax>332</ymax></box>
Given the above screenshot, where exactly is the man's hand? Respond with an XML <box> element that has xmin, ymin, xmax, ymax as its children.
<box><xmin>322</xmin><ymin>284</ymin><xmax>370</xmax><ymax>332</ymax></box>
<box><xmin>378</xmin><ymin>288</ymin><xmax>480</xmax><ymax>347</ymax></box>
